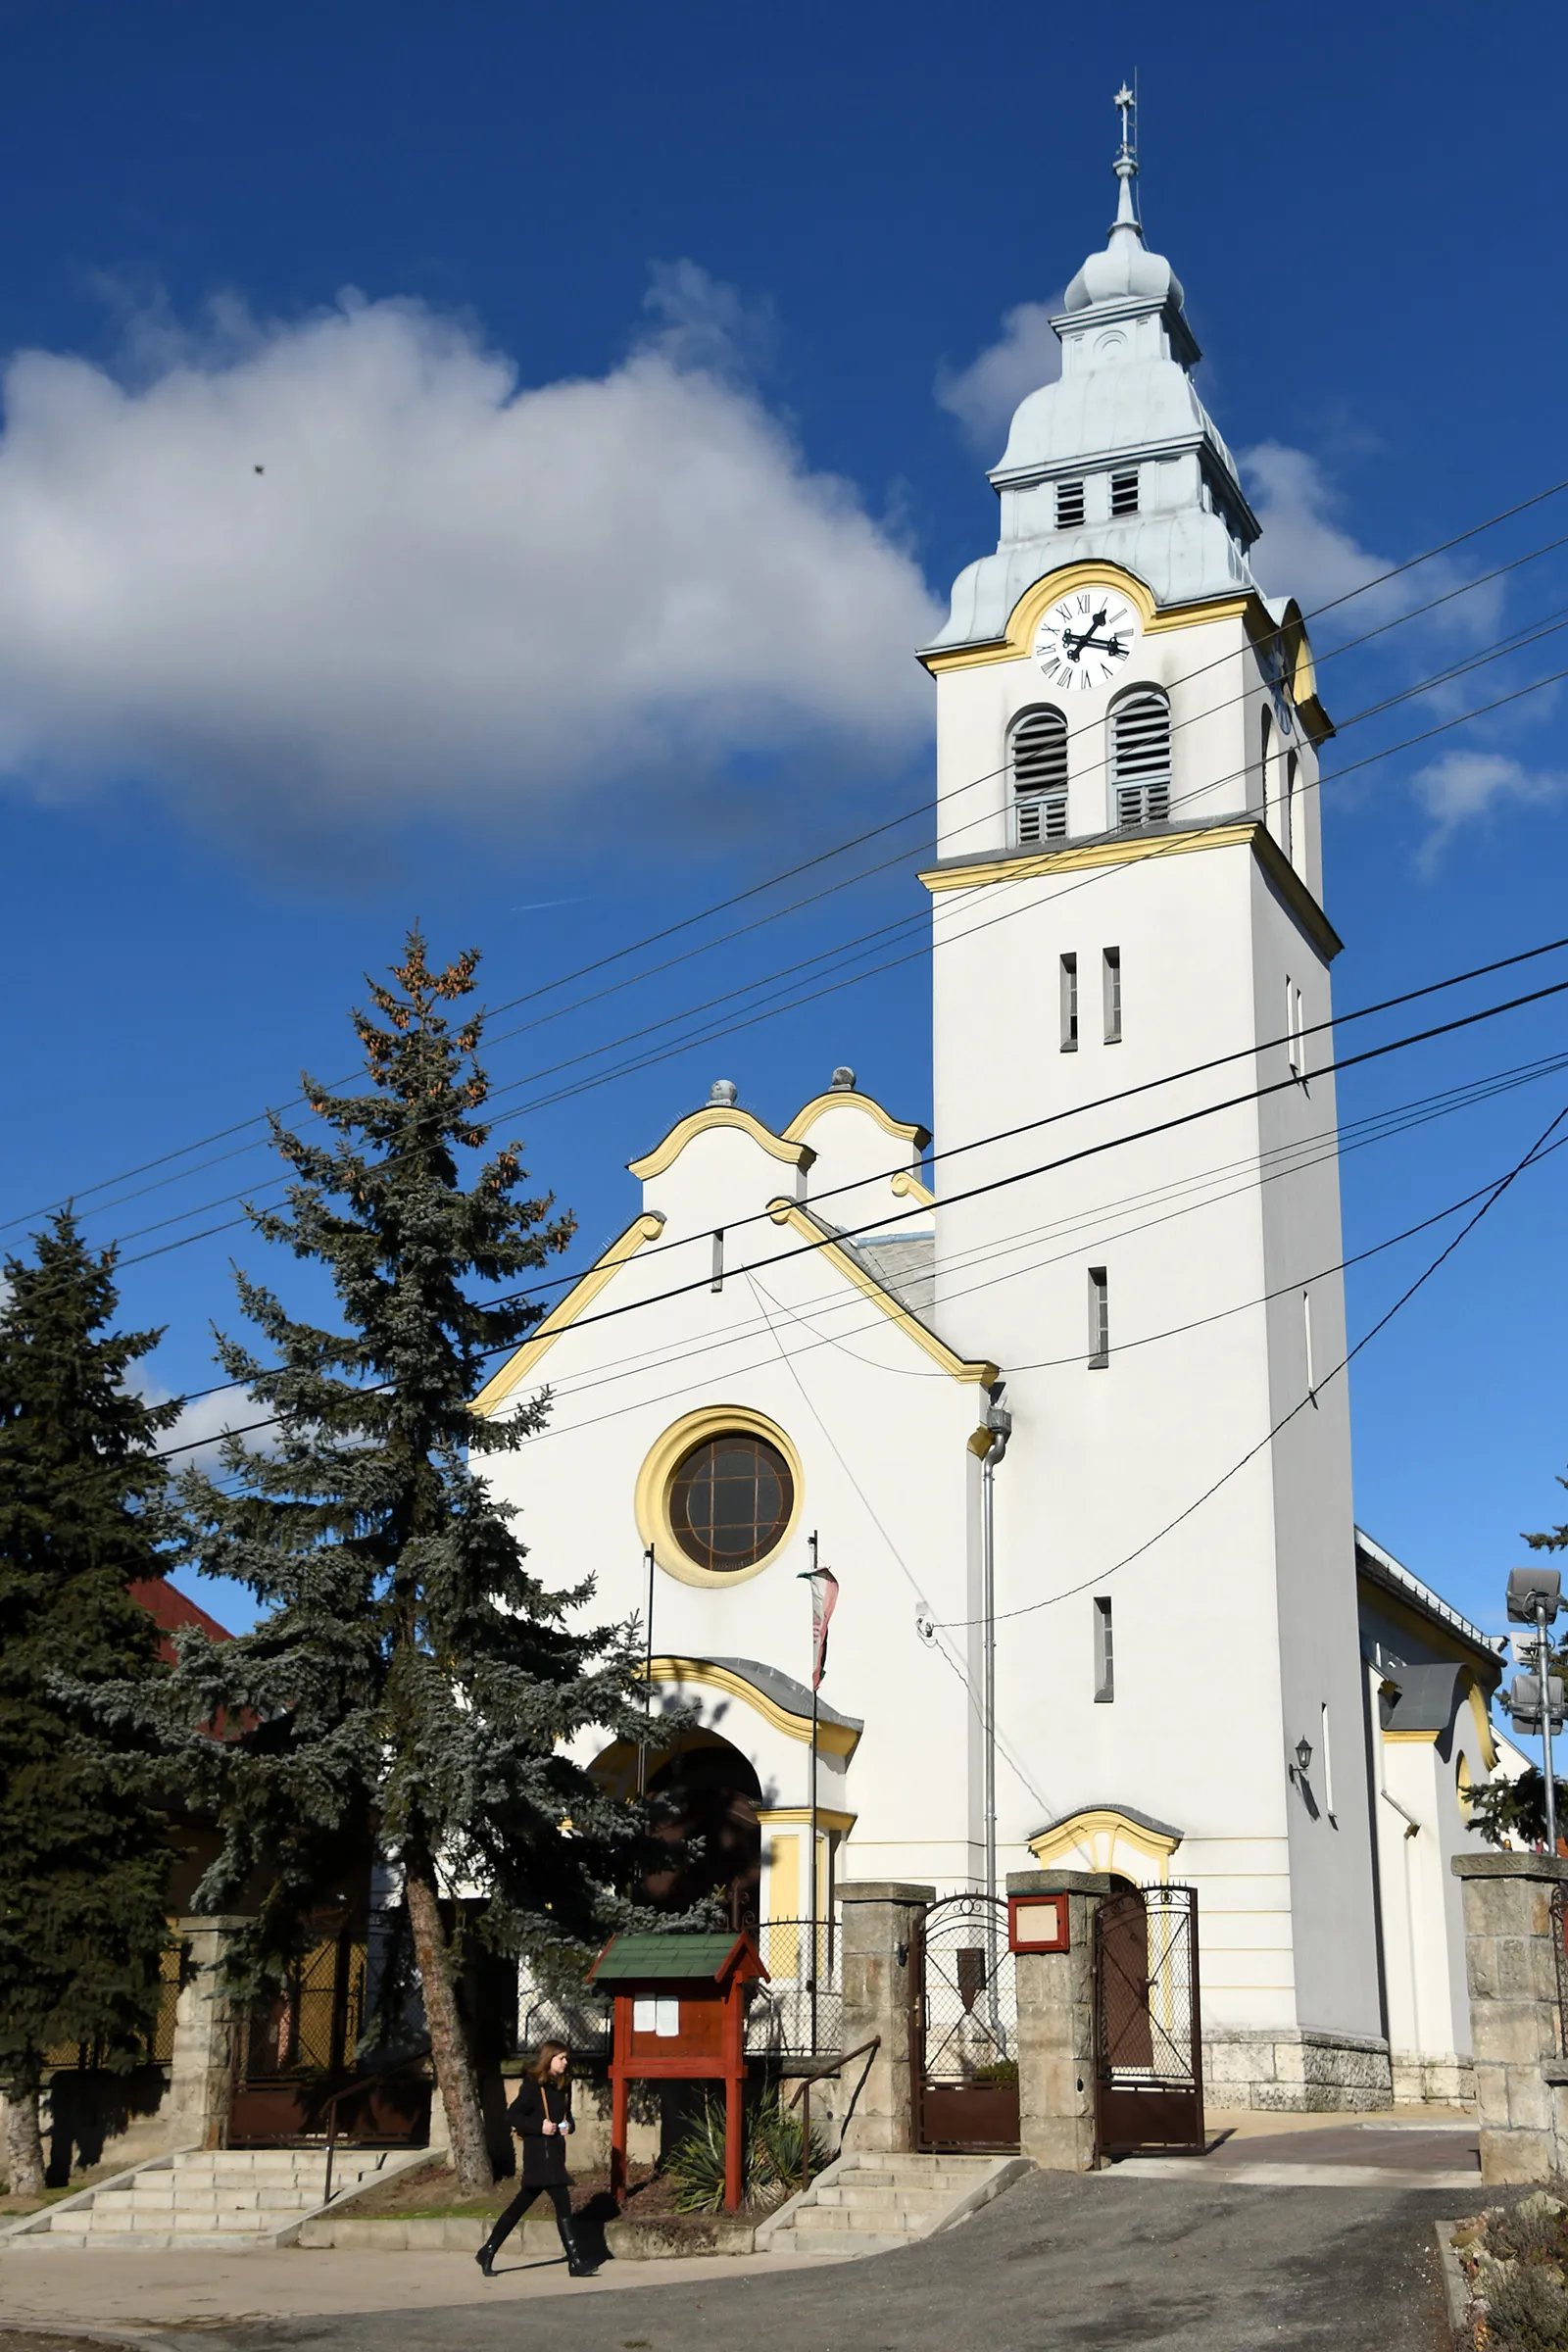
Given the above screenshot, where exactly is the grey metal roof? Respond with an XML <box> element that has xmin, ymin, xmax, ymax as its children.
<box><xmin>1355</xmin><ymin>1527</ymin><xmax>1504</xmax><ymax>1683</ymax></box>
<box><xmin>707</xmin><ymin>1656</ymin><xmax>862</xmax><ymax>1735</ymax></box>
<box><xmin>1382</xmin><ymin>1662</ymin><xmax>1468</xmax><ymax>1737</ymax></box>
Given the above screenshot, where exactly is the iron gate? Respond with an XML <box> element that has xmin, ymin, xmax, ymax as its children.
<box><xmin>1092</xmin><ymin>1884</ymin><xmax>1204</xmax><ymax>2157</ymax></box>
<box><xmin>914</xmin><ymin>1893</ymin><xmax>1019</xmax><ymax>2151</ymax></box>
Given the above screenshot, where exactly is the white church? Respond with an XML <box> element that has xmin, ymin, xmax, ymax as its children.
<box><xmin>481</xmin><ymin>108</ymin><xmax>1517</xmax><ymax>2113</ymax></box>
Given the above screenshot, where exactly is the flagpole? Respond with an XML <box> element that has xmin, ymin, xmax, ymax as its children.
<box><xmin>808</xmin><ymin>1531</ymin><xmax>820</xmax><ymax>2059</ymax></box>
<box><xmin>638</xmin><ymin>1543</ymin><xmax>655</xmax><ymax>1799</ymax></box>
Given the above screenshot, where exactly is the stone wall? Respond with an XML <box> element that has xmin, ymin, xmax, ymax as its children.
<box><xmin>1201</xmin><ymin>2026</ymin><xmax>1393</xmax><ymax>2113</ymax></box>
<box><xmin>1452</xmin><ymin>1852</ymin><xmax>1568</xmax><ymax>2184</ymax></box>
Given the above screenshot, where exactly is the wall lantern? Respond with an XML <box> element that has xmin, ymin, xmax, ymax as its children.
<box><xmin>1294</xmin><ymin>1738</ymin><xmax>1313</xmax><ymax>1776</ymax></box>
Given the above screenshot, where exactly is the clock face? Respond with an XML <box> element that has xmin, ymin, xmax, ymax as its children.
<box><xmin>1033</xmin><ymin>591</ymin><xmax>1140</xmax><ymax>691</ymax></box>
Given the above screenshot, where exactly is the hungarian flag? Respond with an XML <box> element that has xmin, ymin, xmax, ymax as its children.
<box><xmin>800</xmin><ymin>1565</ymin><xmax>839</xmax><ymax>1690</ymax></box>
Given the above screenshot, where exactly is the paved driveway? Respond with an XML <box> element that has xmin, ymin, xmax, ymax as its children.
<box><xmin>111</xmin><ymin>2170</ymin><xmax>1459</xmax><ymax>2352</ymax></box>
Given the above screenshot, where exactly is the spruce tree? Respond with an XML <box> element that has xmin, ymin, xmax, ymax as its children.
<box><xmin>166</xmin><ymin>932</ymin><xmax>664</xmax><ymax>2195</ymax></box>
<box><xmin>0</xmin><ymin>1214</ymin><xmax>179</xmax><ymax>2197</ymax></box>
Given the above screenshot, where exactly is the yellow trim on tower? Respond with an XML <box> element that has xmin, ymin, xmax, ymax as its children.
<box><xmin>918</xmin><ymin>562</ymin><xmax>1264</xmax><ymax>677</ymax></box>
<box><xmin>645</xmin><ymin>1655</ymin><xmax>860</xmax><ymax>1755</ymax></box>
<box><xmin>1027</xmin><ymin>1806</ymin><xmax>1182</xmax><ymax>1884</ymax></box>
<box><xmin>470</xmin><ymin>1212</ymin><xmax>665</xmax><ymax>1417</ymax></box>
<box><xmin>890</xmin><ymin>1169</ymin><xmax>935</xmax><ymax>1206</ymax></box>
<box><xmin>764</xmin><ymin>1200</ymin><xmax>998</xmax><ymax>1386</ymax></box>
<box><xmin>781</xmin><ymin>1090</ymin><xmax>930</xmax><ymax>1152</ymax></box>
<box><xmin>627</xmin><ymin>1103</ymin><xmax>813</xmax><ymax>1181</ymax></box>
<box><xmin>919</xmin><ymin>817</ymin><xmax>1343</xmax><ymax>964</ymax></box>
<box><xmin>635</xmin><ymin>1407</ymin><xmax>807</xmax><ymax>1589</ymax></box>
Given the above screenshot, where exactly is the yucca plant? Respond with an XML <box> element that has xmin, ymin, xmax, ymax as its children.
<box><xmin>664</xmin><ymin>2090</ymin><xmax>831</xmax><ymax>2213</ymax></box>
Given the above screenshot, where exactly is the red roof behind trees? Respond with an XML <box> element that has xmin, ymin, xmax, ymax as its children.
<box><xmin>129</xmin><ymin>1577</ymin><xmax>233</xmax><ymax>1664</ymax></box>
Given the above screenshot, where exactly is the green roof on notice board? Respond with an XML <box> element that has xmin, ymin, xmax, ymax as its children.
<box><xmin>588</xmin><ymin>1932</ymin><xmax>754</xmax><ymax>1985</ymax></box>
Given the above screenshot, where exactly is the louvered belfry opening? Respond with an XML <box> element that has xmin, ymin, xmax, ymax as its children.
<box><xmin>1011</xmin><ymin>706</ymin><xmax>1068</xmax><ymax>845</ymax></box>
<box><xmin>1111</xmin><ymin>689</ymin><xmax>1172</xmax><ymax>830</ymax></box>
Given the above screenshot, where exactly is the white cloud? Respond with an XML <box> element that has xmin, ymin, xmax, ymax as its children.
<box><xmin>935</xmin><ymin>301</ymin><xmax>1063</xmax><ymax>457</ymax></box>
<box><xmin>1410</xmin><ymin>750</ymin><xmax>1563</xmax><ymax>870</ymax></box>
<box><xmin>1243</xmin><ymin>443</ymin><xmax>1396</xmax><ymax>616</ymax></box>
<box><xmin>137</xmin><ymin>1377</ymin><xmax>271</xmax><ymax>1473</ymax></box>
<box><xmin>1243</xmin><ymin>442</ymin><xmax>1503</xmax><ymax>643</ymax></box>
<box><xmin>0</xmin><ymin>270</ymin><xmax>940</xmax><ymax>854</ymax></box>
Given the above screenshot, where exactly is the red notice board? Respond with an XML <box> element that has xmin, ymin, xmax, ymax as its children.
<box><xmin>1008</xmin><ymin>1891</ymin><xmax>1069</xmax><ymax>1953</ymax></box>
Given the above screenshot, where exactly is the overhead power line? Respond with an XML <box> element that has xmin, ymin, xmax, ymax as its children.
<box><xmin>11</xmin><ymin>468</ymin><xmax>1568</xmax><ymax>1243</ymax></box>
<box><xmin>150</xmin><ymin>971</ymin><xmax>1568</xmax><ymax>1460</ymax></box>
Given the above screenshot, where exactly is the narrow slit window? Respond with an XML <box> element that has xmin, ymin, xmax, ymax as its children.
<box><xmin>1320</xmin><ymin>1701</ymin><xmax>1336</xmax><ymax>1820</ymax></box>
<box><xmin>1260</xmin><ymin>705</ymin><xmax>1273</xmax><ymax>818</ymax></box>
<box><xmin>1102</xmin><ymin>946</ymin><xmax>1122</xmax><ymax>1044</ymax></box>
<box><xmin>1109</xmin><ymin>467</ymin><xmax>1140</xmax><ymax>517</ymax></box>
<box><xmin>1011</xmin><ymin>706</ymin><xmax>1068</xmax><ymax>845</ymax></box>
<box><xmin>1303</xmin><ymin>1288</ymin><xmax>1315</xmax><ymax>1398</ymax></box>
<box><xmin>1055</xmin><ymin>478</ymin><xmax>1085</xmax><ymax>528</ymax></box>
<box><xmin>1059</xmin><ymin>953</ymin><xmax>1078</xmax><ymax>1052</ymax></box>
<box><xmin>1094</xmin><ymin>1596</ymin><xmax>1114</xmax><ymax>1703</ymax></box>
<box><xmin>1286</xmin><ymin>980</ymin><xmax>1306</xmax><ymax>1082</ymax></box>
<box><xmin>1088</xmin><ymin>1266</ymin><xmax>1109</xmax><ymax>1368</ymax></box>
<box><xmin>1283</xmin><ymin>751</ymin><xmax>1298</xmax><ymax>865</ymax></box>
<box><xmin>710</xmin><ymin>1230</ymin><xmax>724</xmax><ymax>1294</ymax></box>
<box><xmin>1111</xmin><ymin>690</ymin><xmax>1171</xmax><ymax>830</ymax></box>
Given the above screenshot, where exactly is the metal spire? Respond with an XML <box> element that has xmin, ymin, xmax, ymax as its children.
<box><xmin>1112</xmin><ymin>78</ymin><xmax>1141</xmax><ymax>232</ymax></box>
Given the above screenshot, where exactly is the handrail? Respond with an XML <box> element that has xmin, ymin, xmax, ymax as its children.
<box><xmin>320</xmin><ymin>2047</ymin><xmax>431</xmax><ymax>2206</ymax></box>
<box><xmin>785</xmin><ymin>2034</ymin><xmax>881</xmax><ymax>2192</ymax></box>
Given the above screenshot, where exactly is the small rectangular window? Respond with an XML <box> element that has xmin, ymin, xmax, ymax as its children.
<box><xmin>1059</xmin><ymin>953</ymin><xmax>1078</xmax><ymax>1052</ymax></box>
<box><xmin>1110</xmin><ymin>468</ymin><xmax>1140</xmax><ymax>516</ymax></box>
<box><xmin>1088</xmin><ymin>1266</ymin><xmax>1109</xmax><ymax>1368</ymax></box>
<box><xmin>710</xmin><ymin>1230</ymin><xmax>724</xmax><ymax>1293</ymax></box>
<box><xmin>1285</xmin><ymin>980</ymin><xmax>1306</xmax><ymax>1082</ymax></box>
<box><xmin>1094</xmin><ymin>1596</ymin><xmax>1114</xmax><ymax>1703</ymax></box>
<box><xmin>1102</xmin><ymin>947</ymin><xmax>1122</xmax><ymax>1044</ymax></box>
<box><xmin>1055</xmin><ymin>478</ymin><xmax>1085</xmax><ymax>528</ymax></box>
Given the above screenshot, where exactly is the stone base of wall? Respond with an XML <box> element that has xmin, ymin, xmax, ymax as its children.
<box><xmin>1390</xmin><ymin>2050</ymin><xmax>1475</xmax><ymax>2108</ymax></box>
<box><xmin>1202</xmin><ymin>2027</ymin><xmax>1394</xmax><ymax>2112</ymax></box>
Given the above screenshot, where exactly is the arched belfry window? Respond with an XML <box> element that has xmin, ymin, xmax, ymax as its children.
<box><xmin>1010</xmin><ymin>706</ymin><xmax>1068</xmax><ymax>845</ymax></box>
<box><xmin>1110</xmin><ymin>689</ymin><xmax>1171</xmax><ymax>831</ymax></box>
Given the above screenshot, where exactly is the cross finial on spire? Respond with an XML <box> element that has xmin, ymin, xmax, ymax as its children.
<box><xmin>1110</xmin><ymin>76</ymin><xmax>1141</xmax><ymax>232</ymax></box>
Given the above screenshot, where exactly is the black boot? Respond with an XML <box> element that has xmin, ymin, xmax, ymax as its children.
<box><xmin>558</xmin><ymin>2215</ymin><xmax>597</xmax><ymax>2278</ymax></box>
<box><xmin>475</xmin><ymin>2237</ymin><xmax>497</xmax><ymax>2278</ymax></box>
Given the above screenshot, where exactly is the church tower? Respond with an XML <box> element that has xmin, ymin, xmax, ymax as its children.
<box><xmin>921</xmin><ymin>95</ymin><xmax>1387</xmax><ymax>2099</ymax></box>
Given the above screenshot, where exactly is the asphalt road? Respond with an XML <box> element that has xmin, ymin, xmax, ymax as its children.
<box><xmin>189</xmin><ymin>2171</ymin><xmax>1458</xmax><ymax>2352</ymax></box>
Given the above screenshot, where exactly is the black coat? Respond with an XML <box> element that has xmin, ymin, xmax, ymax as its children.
<box><xmin>507</xmin><ymin>2075</ymin><xmax>573</xmax><ymax>2185</ymax></box>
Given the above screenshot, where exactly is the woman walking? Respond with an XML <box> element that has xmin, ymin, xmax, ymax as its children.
<box><xmin>475</xmin><ymin>2043</ymin><xmax>597</xmax><ymax>2279</ymax></box>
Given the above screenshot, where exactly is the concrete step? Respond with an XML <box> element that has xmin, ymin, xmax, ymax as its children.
<box><xmin>781</xmin><ymin>2229</ymin><xmax>912</xmax><ymax>2257</ymax></box>
<box><xmin>812</xmin><ymin>2184</ymin><xmax>956</xmax><ymax>2215</ymax></box>
<box><xmin>793</xmin><ymin>2205</ymin><xmax>920</xmax><ymax>2236</ymax></box>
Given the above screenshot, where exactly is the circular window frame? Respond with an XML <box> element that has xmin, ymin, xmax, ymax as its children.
<box><xmin>635</xmin><ymin>1405</ymin><xmax>805</xmax><ymax>1589</ymax></box>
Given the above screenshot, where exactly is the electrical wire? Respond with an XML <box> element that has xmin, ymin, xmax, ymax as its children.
<box><xmin>149</xmin><ymin>973</ymin><xmax>1568</xmax><ymax>1461</ymax></box>
<box><xmin>13</xmin><ymin>471</ymin><xmax>1568</xmax><ymax>1242</ymax></box>
<box><xmin>931</xmin><ymin>1099</ymin><xmax>1568</xmax><ymax>1631</ymax></box>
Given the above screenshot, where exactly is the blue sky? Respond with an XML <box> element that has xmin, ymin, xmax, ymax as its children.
<box><xmin>1</xmin><ymin>1</ymin><xmax>1566</xmax><ymax>1671</ymax></box>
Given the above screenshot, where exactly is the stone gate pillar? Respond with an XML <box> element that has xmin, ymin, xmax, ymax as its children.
<box><xmin>1451</xmin><ymin>1853</ymin><xmax>1568</xmax><ymax>2184</ymax></box>
<box><xmin>166</xmin><ymin>1916</ymin><xmax>247</xmax><ymax>2151</ymax></box>
<box><xmin>838</xmin><ymin>1881</ymin><xmax>932</xmax><ymax>2156</ymax></box>
<box><xmin>1007</xmin><ymin>1869</ymin><xmax>1114</xmax><ymax>2173</ymax></box>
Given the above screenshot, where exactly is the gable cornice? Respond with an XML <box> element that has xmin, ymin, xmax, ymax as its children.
<box><xmin>764</xmin><ymin>1199</ymin><xmax>997</xmax><ymax>1386</ymax></box>
<box><xmin>628</xmin><ymin>1103</ymin><xmax>814</xmax><ymax>1181</ymax></box>
<box><xmin>469</xmin><ymin>1210</ymin><xmax>665</xmax><ymax>1418</ymax></box>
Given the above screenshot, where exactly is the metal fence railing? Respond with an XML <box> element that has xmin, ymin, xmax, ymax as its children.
<box><xmin>745</xmin><ymin>1914</ymin><xmax>842</xmax><ymax>2058</ymax></box>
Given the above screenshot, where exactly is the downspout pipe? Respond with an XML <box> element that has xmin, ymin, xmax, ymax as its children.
<box><xmin>980</xmin><ymin>1387</ymin><xmax>1012</xmax><ymax>1912</ymax></box>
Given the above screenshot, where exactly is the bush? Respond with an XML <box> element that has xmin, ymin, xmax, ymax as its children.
<box><xmin>664</xmin><ymin>2091</ymin><xmax>832</xmax><ymax>2214</ymax></box>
